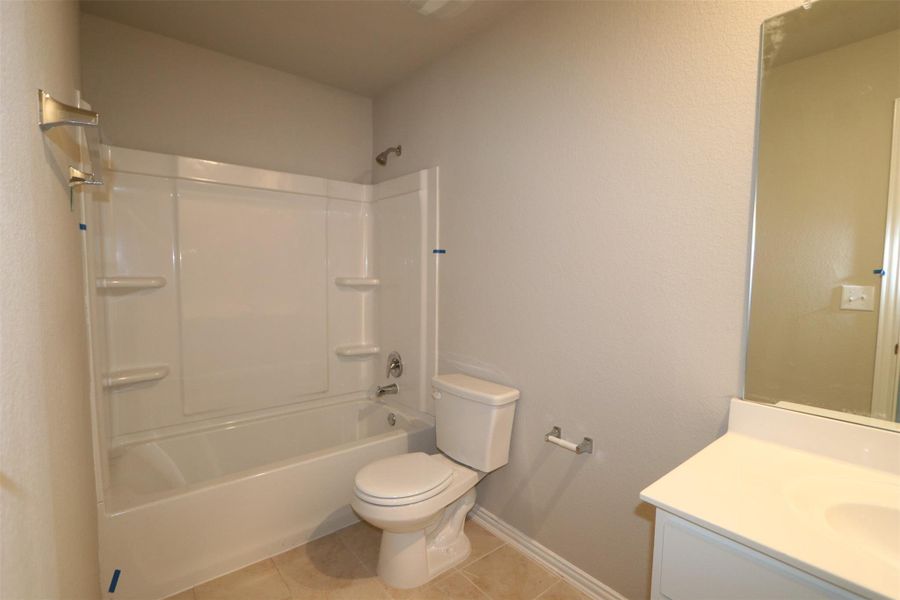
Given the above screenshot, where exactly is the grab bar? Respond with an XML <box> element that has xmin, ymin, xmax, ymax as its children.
<box><xmin>96</xmin><ymin>276</ymin><xmax>167</xmax><ymax>290</ymax></box>
<box><xmin>545</xmin><ymin>426</ymin><xmax>593</xmax><ymax>455</ymax></box>
<box><xmin>104</xmin><ymin>365</ymin><xmax>169</xmax><ymax>389</ymax></box>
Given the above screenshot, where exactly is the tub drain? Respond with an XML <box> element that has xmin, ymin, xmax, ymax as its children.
<box><xmin>387</xmin><ymin>412</ymin><xmax>397</xmax><ymax>426</ymax></box>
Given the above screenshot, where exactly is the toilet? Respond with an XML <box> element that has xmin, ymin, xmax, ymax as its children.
<box><xmin>351</xmin><ymin>373</ymin><xmax>519</xmax><ymax>589</ymax></box>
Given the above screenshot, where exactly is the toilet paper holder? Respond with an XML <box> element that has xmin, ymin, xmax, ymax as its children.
<box><xmin>545</xmin><ymin>426</ymin><xmax>593</xmax><ymax>455</ymax></box>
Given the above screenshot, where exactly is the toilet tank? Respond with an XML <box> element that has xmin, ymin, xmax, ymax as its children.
<box><xmin>431</xmin><ymin>374</ymin><xmax>519</xmax><ymax>472</ymax></box>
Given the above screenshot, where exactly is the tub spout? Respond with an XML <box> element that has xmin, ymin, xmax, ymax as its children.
<box><xmin>376</xmin><ymin>383</ymin><xmax>399</xmax><ymax>397</ymax></box>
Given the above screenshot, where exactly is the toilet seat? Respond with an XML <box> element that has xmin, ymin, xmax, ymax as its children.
<box><xmin>354</xmin><ymin>452</ymin><xmax>454</xmax><ymax>507</ymax></box>
<box><xmin>351</xmin><ymin>453</ymin><xmax>479</xmax><ymax>536</ymax></box>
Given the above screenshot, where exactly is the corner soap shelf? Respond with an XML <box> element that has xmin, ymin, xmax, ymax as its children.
<box><xmin>335</xmin><ymin>345</ymin><xmax>380</xmax><ymax>358</ymax></box>
<box><xmin>334</xmin><ymin>277</ymin><xmax>380</xmax><ymax>289</ymax></box>
<box><xmin>96</xmin><ymin>276</ymin><xmax>167</xmax><ymax>290</ymax></box>
<box><xmin>104</xmin><ymin>365</ymin><xmax>169</xmax><ymax>389</ymax></box>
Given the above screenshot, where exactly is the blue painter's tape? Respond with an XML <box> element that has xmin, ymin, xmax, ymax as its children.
<box><xmin>874</xmin><ymin>268</ymin><xmax>886</xmax><ymax>276</ymax></box>
<box><xmin>79</xmin><ymin>223</ymin><xmax>87</xmax><ymax>231</ymax></box>
<box><xmin>432</xmin><ymin>249</ymin><xmax>446</xmax><ymax>254</ymax></box>
<box><xmin>108</xmin><ymin>569</ymin><xmax>121</xmax><ymax>593</ymax></box>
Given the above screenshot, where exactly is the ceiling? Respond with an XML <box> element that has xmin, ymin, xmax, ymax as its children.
<box><xmin>80</xmin><ymin>0</ymin><xmax>524</xmax><ymax>97</ymax></box>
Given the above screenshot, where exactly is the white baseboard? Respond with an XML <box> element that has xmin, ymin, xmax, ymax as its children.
<box><xmin>469</xmin><ymin>506</ymin><xmax>628</xmax><ymax>600</ymax></box>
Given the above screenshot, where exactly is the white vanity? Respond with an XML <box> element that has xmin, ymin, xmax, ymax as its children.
<box><xmin>641</xmin><ymin>399</ymin><xmax>900</xmax><ymax>600</ymax></box>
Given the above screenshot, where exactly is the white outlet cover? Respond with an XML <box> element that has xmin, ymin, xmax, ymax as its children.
<box><xmin>840</xmin><ymin>285</ymin><xmax>875</xmax><ymax>311</ymax></box>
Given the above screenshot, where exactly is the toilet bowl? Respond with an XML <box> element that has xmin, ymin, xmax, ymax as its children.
<box><xmin>351</xmin><ymin>374</ymin><xmax>519</xmax><ymax>589</ymax></box>
<box><xmin>351</xmin><ymin>452</ymin><xmax>481</xmax><ymax>588</ymax></box>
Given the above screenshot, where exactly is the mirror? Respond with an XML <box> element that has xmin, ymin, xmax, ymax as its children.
<box><xmin>745</xmin><ymin>0</ymin><xmax>900</xmax><ymax>426</ymax></box>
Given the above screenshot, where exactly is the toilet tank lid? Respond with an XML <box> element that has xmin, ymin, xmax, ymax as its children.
<box><xmin>432</xmin><ymin>373</ymin><xmax>519</xmax><ymax>406</ymax></box>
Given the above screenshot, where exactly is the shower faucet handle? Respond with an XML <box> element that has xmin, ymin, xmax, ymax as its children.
<box><xmin>386</xmin><ymin>351</ymin><xmax>403</xmax><ymax>379</ymax></box>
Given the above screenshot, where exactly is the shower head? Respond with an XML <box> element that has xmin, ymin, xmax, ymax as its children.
<box><xmin>375</xmin><ymin>145</ymin><xmax>402</xmax><ymax>166</ymax></box>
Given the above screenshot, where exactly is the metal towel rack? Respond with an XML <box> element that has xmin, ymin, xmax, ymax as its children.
<box><xmin>545</xmin><ymin>425</ymin><xmax>593</xmax><ymax>455</ymax></box>
<box><xmin>38</xmin><ymin>90</ymin><xmax>105</xmax><ymax>196</ymax></box>
<box><xmin>39</xmin><ymin>89</ymin><xmax>99</xmax><ymax>130</ymax></box>
<box><xmin>68</xmin><ymin>166</ymin><xmax>103</xmax><ymax>188</ymax></box>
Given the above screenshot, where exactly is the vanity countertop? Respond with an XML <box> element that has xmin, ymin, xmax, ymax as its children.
<box><xmin>641</xmin><ymin>399</ymin><xmax>900</xmax><ymax>600</ymax></box>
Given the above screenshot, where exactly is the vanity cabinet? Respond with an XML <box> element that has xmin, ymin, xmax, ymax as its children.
<box><xmin>650</xmin><ymin>510</ymin><xmax>864</xmax><ymax>600</ymax></box>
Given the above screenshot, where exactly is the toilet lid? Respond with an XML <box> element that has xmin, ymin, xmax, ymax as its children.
<box><xmin>355</xmin><ymin>452</ymin><xmax>453</xmax><ymax>506</ymax></box>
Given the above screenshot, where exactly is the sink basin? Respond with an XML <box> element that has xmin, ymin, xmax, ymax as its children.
<box><xmin>786</xmin><ymin>476</ymin><xmax>900</xmax><ymax>566</ymax></box>
<box><xmin>826</xmin><ymin>503</ymin><xmax>900</xmax><ymax>563</ymax></box>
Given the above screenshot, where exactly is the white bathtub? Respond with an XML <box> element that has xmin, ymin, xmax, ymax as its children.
<box><xmin>98</xmin><ymin>400</ymin><xmax>435</xmax><ymax>599</ymax></box>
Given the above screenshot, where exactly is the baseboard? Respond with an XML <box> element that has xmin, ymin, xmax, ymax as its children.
<box><xmin>469</xmin><ymin>506</ymin><xmax>628</xmax><ymax>600</ymax></box>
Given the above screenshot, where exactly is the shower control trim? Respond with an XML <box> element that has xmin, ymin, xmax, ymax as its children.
<box><xmin>387</xmin><ymin>351</ymin><xmax>403</xmax><ymax>378</ymax></box>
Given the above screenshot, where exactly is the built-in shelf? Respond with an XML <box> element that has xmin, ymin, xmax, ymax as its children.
<box><xmin>104</xmin><ymin>365</ymin><xmax>170</xmax><ymax>389</ymax></box>
<box><xmin>96</xmin><ymin>276</ymin><xmax>167</xmax><ymax>290</ymax></box>
<box><xmin>335</xmin><ymin>344</ymin><xmax>380</xmax><ymax>358</ymax></box>
<box><xmin>334</xmin><ymin>277</ymin><xmax>380</xmax><ymax>289</ymax></box>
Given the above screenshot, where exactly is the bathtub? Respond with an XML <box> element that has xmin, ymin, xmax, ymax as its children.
<box><xmin>98</xmin><ymin>399</ymin><xmax>435</xmax><ymax>600</ymax></box>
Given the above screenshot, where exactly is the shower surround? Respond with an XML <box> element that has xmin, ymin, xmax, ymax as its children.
<box><xmin>83</xmin><ymin>146</ymin><xmax>438</xmax><ymax>599</ymax></box>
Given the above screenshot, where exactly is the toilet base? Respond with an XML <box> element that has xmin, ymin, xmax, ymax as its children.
<box><xmin>376</xmin><ymin>488</ymin><xmax>477</xmax><ymax>589</ymax></box>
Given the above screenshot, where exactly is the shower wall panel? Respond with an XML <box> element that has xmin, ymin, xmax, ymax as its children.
<box><xmin>95</xmin><ymin>147</ymin><xmax>375</xmax><ymax>443</ymax></box>
<box><xmin>373</xmin><ymin>169</ymin><xmax>439</xmax><ymax>416</ymax></box>
<box><xmin>177</xmin><ymin>181</ymin><xmax>328</xmax><ymax>415</ymax></box>
<box><xmin>89</xmin><ymin>146</ymin><xmax>437</xmax><ymax>462</ymax></box>
<box><xmin>99</xmin><ymin>172</ymin><xmax>184</xmax><ymax>437</ymax></box>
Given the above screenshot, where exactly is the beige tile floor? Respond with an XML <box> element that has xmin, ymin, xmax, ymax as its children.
<box><xmin>166</xmin><ymin>519</ymin><xmax>589</xmax><ymax>600</ymax></box>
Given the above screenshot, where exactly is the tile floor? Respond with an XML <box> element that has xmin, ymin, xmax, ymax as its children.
<box><xmin>166</xmin><ymin>519</ymin><xmax>589</xmax><ymax>600</ymax></box>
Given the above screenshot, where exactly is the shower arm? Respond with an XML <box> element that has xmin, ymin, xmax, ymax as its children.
<box><xmin>375</xmin><ymin>145</ymin><xmax>402</xmax><ymax>165</ymax></box>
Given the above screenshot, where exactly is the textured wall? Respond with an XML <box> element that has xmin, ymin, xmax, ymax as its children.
<box><xmin>747</xmin><ymin>30</ymin><xmax>900</xmax><ymax>415</ymax></box>
<box><xmin>0</xmin><ymin>1</ymin><xmax>100</xmax><ymax>598</ymax></box>
<box><xmin>80</xmin><ymin>15</ymin><xmax>373</xmax><ymax>183</ymax></box>
<box><xmin>373</xmin><ymin>2</ymin><xmax>793</xmax><ymax>597</ymax></box>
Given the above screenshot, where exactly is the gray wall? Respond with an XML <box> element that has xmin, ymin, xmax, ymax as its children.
<box><xmin>0</xmin><ymin>1</ymin><xmax>100</xmax><ymax>598</ymax></box>
<box><xmin>373</xmin><ymin>2</ymin><xmax>793</xmax><ymax>597</ymax></box>
<box><xmin>80</xmin><ymin>15</ymin><xmax>373</xmax><ymax>183</ymax></box>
